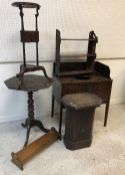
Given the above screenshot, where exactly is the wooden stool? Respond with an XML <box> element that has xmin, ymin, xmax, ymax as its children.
<box><xmin>62</xmin><ymin>93</ymin><xmax>102</xmax><ymax>150</ymax></box>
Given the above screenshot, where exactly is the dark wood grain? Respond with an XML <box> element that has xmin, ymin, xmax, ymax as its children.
<box><xmin>11</xmin><ymin>2</ymin><xmax>40</xmax><ymax>8</ymax></box>
<box><xmin>62</xmin><ymin>93</ymin><xmax>101</xmax><ymax>150</ymax></box>
<box><xmin>7</xmin><ymin>2</ymin><xmax>53</xmax><ymax>148</ymax></box>
<box><xmin>51</xmin><ymin>30</ymin><xmax>113</xmax><ymax>135</ymax></box>
<box><xmin>20</xmin><ymin>31</ymin><xmax>39</xmax><ymax>42</ymax></box>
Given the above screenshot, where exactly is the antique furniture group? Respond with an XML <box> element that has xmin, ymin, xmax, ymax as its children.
<box><xmin>51</xmin><ymin>29</ymin><xmax>112</xmax><ymax>135</ymax></box>
<box><xmin>4</xmin><ymin>1</ymin><xmax>112</xmax><ymax>170</ymax></box>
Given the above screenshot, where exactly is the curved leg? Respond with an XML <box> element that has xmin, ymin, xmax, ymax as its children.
<box><xmin>51</xmin><ymin>95</ymin><xmax>55</xmax><ymax>118</ymax></box>
<box><xmin>34</xmin><ymin>120</ymin><xmax>49</xmax><ymax>132</ymax></box>
<box><xmin>21</xmin><ymin>118</ymin><xmax>29</xmax><ymax>128</ymax></box>
<box><xmin>23</xmin><ymin>91</ymin><xmax>50</xmax><ymax>146</ymax></box>
<box><xmin>24</xmin><ymin>125</ymin><xmax>31</xmax><ymax>147</ymax></box>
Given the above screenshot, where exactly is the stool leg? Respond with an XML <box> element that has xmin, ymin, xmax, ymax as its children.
<box><xmin>59</xmin><ymin>103</ymin><xmax>63</xmax><ymax>137</ymax></box>
<box><xmin>104</xmin><ymin>101</ymin><xmax>110</xmax><ymax>127</ymax></box>
<box><xmin>51</xmin><ymin>95</ymin><xmax>55</xmax><ymax>118</ymax></box>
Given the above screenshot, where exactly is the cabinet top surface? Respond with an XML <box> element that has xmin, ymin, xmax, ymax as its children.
<box><xmin>54</xmin><ymin>73</ymin><xmax>112</xmax><ymax>84</ymax></box>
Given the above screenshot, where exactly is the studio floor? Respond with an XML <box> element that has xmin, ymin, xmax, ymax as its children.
<box><xmin>0</xmin><ymin>103</ymin><xmax>125</xmax><ymax>175</ymax></box>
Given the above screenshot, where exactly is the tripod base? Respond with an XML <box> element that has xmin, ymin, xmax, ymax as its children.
<box><xmin>22</xmin><ymin>118</ymin><xmax>49</xmax><ymax>147</ymax></box>
<box><xmin>23</xmin><ymin>91</ymin><xmax>50</xmax><ymax>147</ymax></box>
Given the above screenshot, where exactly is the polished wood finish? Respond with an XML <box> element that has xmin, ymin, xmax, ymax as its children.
<box><xmin>4</xmin><ymin>74</ymin><xmax>52</xmax><ymax>92</ymax></box>
<box><xmin>11</xmin><ymin>128</ymin><xmax>60</xmax><ymax>170</ymax></box>
<box><xmin>22</xmin><ymin>91</ymin><xmax>49</xmax><ymax>147</ymax></box>
<box><xmin>12</xmin><ymin>2</ymin><xmax>41</xmax><ymax>8</ymax></box>
<box><xmin>62</xmin><ymin>93</ymin><xmax>102</xmax><ymax>150</ymax></box>
<box><xmin>51</xmin><ymin>30</ymin><xmax>113</xmax><ymax>134</ymax></box>
<box><xmin>20</xmin><ymin>31</ymin><xmax>39</xmax><ymax>42</ymax></box>
<box><xmin>7</xmin><ymin>2</ymin><xmax>52</xmax><ymax>147</ymax></box>
<box><xmin>5</xmin><ymin>75</ymin><xmax>52</xmax><ymax>146</ymax></box>
<box><xmin>52</xmin><ymin>63</ymin><xmax>112</xmax><ymax>134</ymax></box>
<box><xmin>11</xmin><ymin>2</ymin><xmax>49</xmax><ymax>89</ymax></box>
<box><xmin>54</xmin><ymin>29</ymin><xmax>98</xmax><ymax>77</ymax></box>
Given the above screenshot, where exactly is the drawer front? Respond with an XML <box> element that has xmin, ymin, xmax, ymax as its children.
<box><xmin>62</xmin><ymin>84</ymin><xmax>87</xmax><ymax>96</ymax></box>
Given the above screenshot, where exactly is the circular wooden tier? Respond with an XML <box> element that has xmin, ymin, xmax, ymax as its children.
<box><xmin>4</xmin><ymin>74</ymin><xmax>52</xmax><ymax>92</ymax></box>
<box><xmin>11</xmin><ymin>2</ymin><xmax>41</xmax><ymax>8</ymax></box>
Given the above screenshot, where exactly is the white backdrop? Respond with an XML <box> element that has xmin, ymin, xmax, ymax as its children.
<box><xmin>0</xmin><ymin>0</ymin><xmax>125</xmax><ymax>63</ymax></box>
<box><xmin>0</xmin><ymin>0</ymin><xmax>125</xmax><ymax>123</ymax></box>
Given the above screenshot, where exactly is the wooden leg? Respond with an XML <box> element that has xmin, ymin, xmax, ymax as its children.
<box><xmin>59</xmin><ymin>104</ymin><xmax>63</xmax><ymax>138</ymax></box>
<box><xmin>33</xmin><ymin>120</ymin><xmax>49</xmax><ymax>133</ymax></box>
<box><xmin>51</xmin><ymin>95</ymin><xmax>55</xmax><ymax>118</ymax></box>
<box><xmin>104</xmin><ymin>101</ymin><xmax>110</xmax><ymax>127</ymax></box>
<box><xmin>23</xmin><ymin>119</ymin><xmax>49</xmax><ymax>147</ymax></box>
<box><xmin>23</xmin><ymin>91</ymin><xmax>49</xmax><ymax>146</ymax></box>
<box><xmin>24</xmin><ymin>125</ymin><xmax>31</xmax><ymax>147</ymax></box>
<box><xmin>21</xmin><ymin>118</ymin><xmax>28</xmax><ymax>128</ymax></box>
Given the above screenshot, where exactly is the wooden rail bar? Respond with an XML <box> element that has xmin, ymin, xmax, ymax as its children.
<box><xmin>62</xmin><ymin>38</ymin><xmax>88</xmax><ymax>41</ymax></box>
<box><xmin>11</xmin><ymin>128</ymin><xmax>60</xmax><ymax>170</ymax></box>
<box><xmin>61</xmin><ymin>38</ymin><xmax>96</xmax><ymax>41</ymax></box>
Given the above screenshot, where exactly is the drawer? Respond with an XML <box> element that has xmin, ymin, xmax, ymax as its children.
<box><xmin>62</xmin><ymin>84</ymin><xmax>87</xmax><ymax>96</ymax></box>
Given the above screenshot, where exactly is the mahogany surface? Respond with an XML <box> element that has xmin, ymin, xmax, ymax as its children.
<box><xmin>12</xmin><ymin>2</ymin><xmax>40</xmax><ymax>8</ymax></box>
<box><xmin>62</xmin><ymin>93</ymin><xmax>102</xmax><ymax>150</ymax></box>
<box><xmin>5</xmin><ymin>74</ymin><xmax>52</xmax><ymax>92</ymax></box>
<box><xmin>51</xmin><ymin>61</ymin><xmax>113</xmax><ymax>134</ymax></box>
<box><xmin>5</xmin><ymin>74</ymin><xmax>52</xmax><ymax>146</ymax></box>
<box><xmin>5</xmin><ymin>2</ymin><xmax>52</xmax><ymax>147</ymax></box>
<box><xmin>51</xmin><ymin>29</ymin><xmax>112</xmax><ymax>135</ymax></box>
